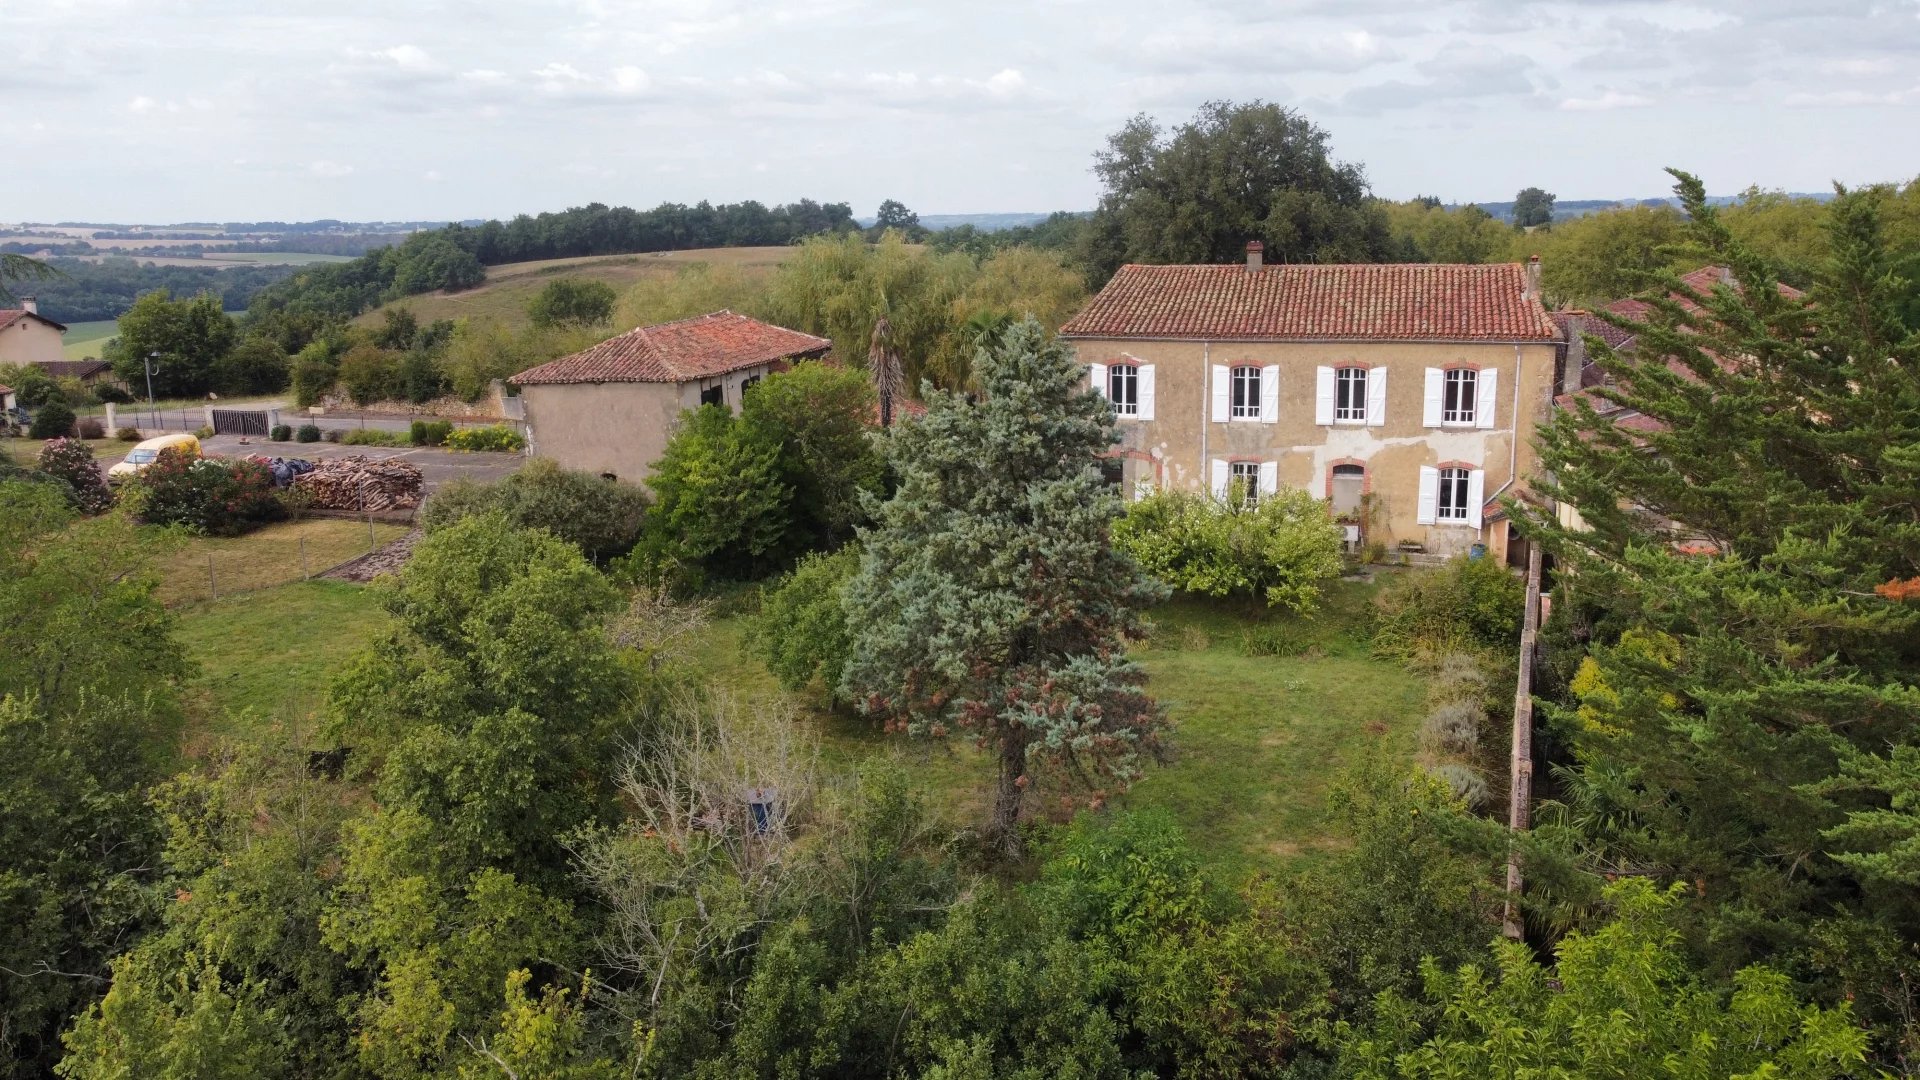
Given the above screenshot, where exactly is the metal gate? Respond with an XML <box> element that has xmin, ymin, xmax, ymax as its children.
<box><xmin>210</xmin><ymin>409</ymin><xmax>270</xmax><ymax>436</ymax></box>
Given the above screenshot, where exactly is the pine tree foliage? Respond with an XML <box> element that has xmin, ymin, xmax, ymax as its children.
<box><xmin>1520</xmin><ymin>170</ymin><xmax>1920</xmax><ymax>1043</ymax></box>
<box><xmin>840</xmin><ymin>317</ymin><xmax>1169</xmax><ymax>851</ymax></box>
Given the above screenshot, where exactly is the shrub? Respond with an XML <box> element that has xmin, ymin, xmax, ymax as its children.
<box><xmin>74</xmin><ymin>417</ymin><xmax>105</xmax><ymax>440</ymax></box>
<box><xmin>1371</xmin><ymin>556</ymin><xmax>1525</xmax><ymax>659</ymax></box>
<box><xmin>1426</xmin><ymin>762</ymin><xmax>1490</xmax><ymax>808</ymax></box>
<box><xmin>527</xmin><ymin>277</ymin><xmax>617</xmax><ymax>329</ymax></box>
<box><xmin>36</xmin><ymin>438</ymin><xmax>113</xmax><ymax>514</ymax></box>
<box><xmin>628</xmin><ymin>405</ymin><xmax>791</xmax><ymax>584</ymax></box>
<box><xmin>444</xmin><ymin>424</ymin><xmax>525</xmax><ymax>453</ymax></box>
<box><xmin>1113</xmin><ymin>488</ymin><xmax>1346</xmax><ymax>613</ymax></box>
<box><xmin>1238</xmin><ymin>622</ymin><xmax>1315</xmax><ymax>657</ymax></box>
<box><xmin>1418</xmin><ymin>700</ymin><xmax>1484</xmax><ymax>757</ymax></box>
<box><xmin>341</xmin><ymin>428</ymin><xmax>403</xmax><ymax>446</ymax></box>
<box><xmin>193</xmin><ymin>425</ymin><xmax>215</xmax><ymax>439</ymax></box>
<box><xmin>750</xmin><ymin>547</ymin><xmax>859</xmax><ymax>699</ymax></box>
<box><xmin>116</xmin><ymin>426</ymin><xmax>143</xmax><ymax>441</ymax></box>
<box><xmin>322</xmin><ymin>428</ymin><xmax>341</xmax><ymax>443</ymax></box>
<box><xmin>295</xmin><ymin>424</ymin><xmax>321</xmax><ymax>443</ymax></box>
<box><xmin>269</xmin><ymin>424</ymin><xmax>292</xmax><ymax>441</ymax></box>
<box><xmin>336</xmin><ymin>343</ymin><xmax>402</xmax><ymax>405</ymax></box>
<box><xmin>409</xmin><ymin>419</ymin><xmax>453</xmax><ymax>446</ymax></box>
<box><xmin>420</xmin><ymin>457</ymin><xmax>649</xmax><ymax>562</ymax></box>
<box><xmin>128</xmin><ymin>449</ymin><xmax>283</xmax><ymax>535</ymax></box>
<box><xmin>27</xmin><ymin>400</ymin><xmax>75</xmax><ymax>439</ymax></box>
<box><xmin>94</xmin><ymin>383</ymin><xmax>134</xmax><ymax>405</ymax></box>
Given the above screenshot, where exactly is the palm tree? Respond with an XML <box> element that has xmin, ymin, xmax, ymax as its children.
<box><xmin>868</xmin><ymin>315</ymin><xmax>905</xmax><ymax>427</ymax></box>
<box><xmin>0</xmin><ymin>253</ymin><xmax>63</xmax><ymax>304</ymax></box>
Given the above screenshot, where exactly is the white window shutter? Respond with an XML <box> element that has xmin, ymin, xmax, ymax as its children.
<box><xmin>1314</xmin><ymin>366</ymin><xmax>1335</xmax><ymax>425</ymax></box>
<box><xmin>1210</xmin><ymin>365</ymin><xmax>1230</xmax><ymax>423</ymax></box>
<box><xmin>1259</xmin><ymin>365</ymin><xmax>1280</xmax><ymax>423</ymax></box>
<box><xmin>1137</xmin><ymin>365</ymin><xmax>1156</xmax><ymax>421</ymax></box>
<box><xmin>1467</xmin><ymin>469</ymin><xmax>1486</xmax><ymax>528</ymax></box>
<box><xmin>1476</xmin><ymin>369</ymin><xmax>1498</xmax><ymax>428</ymax></box>
<box><xmin>1257</xmin><ymin>460</ymin><xmax>1278</xmax><ymax>495</ymax></box>
<box><xmin>1366</xmin><ymin>366</ymin><xmax>1387</xmax><ymax>427</ymax></box>
<box><xmin>1089</xmin><ymin>363</ymin><xmax>1107</xmax><ymax>398</ymax></box>
<box><xmin>1423</xmin><ymin>368</ymin><xmax>1444</xmax><ymax>427</ymax></box>
<box><xmin>1417</xmin><ymin>465</ymin><xmax>1439</xmax><ymax>525</ymax></box>
<box><xmin>1209</xmin><ymin>458</ymin><xmax>1230</xmax><ymax>501</ymax></box>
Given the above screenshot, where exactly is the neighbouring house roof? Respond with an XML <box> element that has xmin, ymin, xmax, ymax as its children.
<box><xmin>509</xmin><ymin>311</ymin><xmax>832</xmax><ymax>386</ymax></box>
<box><xmin>1059</xmin><ymin>263</ymin><xmax>1560</xmax><ymax>342</ymax></box>
<box><xmin>35</xmin><ymin>359</ymin><xmax>113</xmax><ymax>380</ymax></box>
<box><xmin>1558</xmin><ymin>265</ymin><xmax>1809</xmax><ymax>399</ymax></box>
<box><xmin>0</xmin><ymin>384</ymin><xmax>12</xmax><ymax>396</ymax></box>
<box><xmin>0</xmin><ymin>308</ymin><xmax>69</xmax><ymax>333</ymax></box>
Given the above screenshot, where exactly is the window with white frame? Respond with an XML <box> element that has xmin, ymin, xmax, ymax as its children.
<box><xmin>1442</xmin><ymin>368</ymin><xmax>1478</xmax><ymax>425</ymax></box>
<box><xmin>1230</xmin><ymin>460</ymin><xmax>1261</xmax><ymax>506</ymax></box>
<box><xmin>1335</xmin><ymin>366</ymin><xmax>1368</xmax><ymax>422</ymax></box>
<box><xmin>1107</xmin><ymin>364</ymin><xmax>1138</xmax><ymax>416</ymax></box>
<box><xmin>1436</xmin><ymin>466</ymin><xmax>1471</xmax><ymax>522</ymax></box>
<box><xmin>1230</xmin><ymin>366</ymin><xmax>1261</xmax><ymax>419</ymax></box>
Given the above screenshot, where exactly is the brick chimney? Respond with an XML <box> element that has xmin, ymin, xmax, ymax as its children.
<box><xmin>1245</xmin><ymin>240</ymin><xmax>1263</xmax><ymax>271</ymax></box>
<box><xmin>20</xmin><ymin>297</ymin><xmax>36</xmax><ymax>315</ymax></box>
<box><xmin>1523</xmin><ymin>256</ymin><xmax>1542</xmax><ymax>301</ymax></box>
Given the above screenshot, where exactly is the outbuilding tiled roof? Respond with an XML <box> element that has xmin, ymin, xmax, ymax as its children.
<box><xmin>35</xmin><ymin>359</ymin><xmax>113</xmax><ymax>379</ymax></box>
<box><xmin>1059</xmin><ymin>263</ymin><xmax>1559</xmax><ymax>342</ymax></box>
<box><xmin>0</xmin><ymin>308</ymin><xmax>68</xmax><ymax>333</ymax></box>
<box><xmin>509</xmin><ymin>311</ymin><xmax>832</xmax><ymax>386</ymax></box>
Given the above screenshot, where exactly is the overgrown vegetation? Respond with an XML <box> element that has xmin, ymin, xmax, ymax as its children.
<box><xmin>1115</xmin><ymin>487</ymin><xmax>1346</xmax><ymax>613</ymax></box>
<box><xmin>422</xmin><ymin>457</ymin><xmax>650</xmax><ymax>562</ymax></box>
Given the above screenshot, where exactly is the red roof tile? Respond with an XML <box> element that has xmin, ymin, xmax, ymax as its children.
<box><xmin>1059</xmin><ymin>263</ymin><xmax>1559</xmax><ymax>342</ymax></box>
<box><xmin>0</xmin><ymin>307</ymin><xmax>68</xmax><ymax>333</ymax></box>
<box><xmin>35</xmin><ymin>360</ymin><xmax>113</xmax><ymax>379</ymax></box>
<box><xmin>509</xmin><ymin>311</ymin><xmax>832</xmax><ymax>386</ymax></box>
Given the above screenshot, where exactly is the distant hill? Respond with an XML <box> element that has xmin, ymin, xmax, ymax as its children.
<box><xmin>1466</xmin><ymin>192</ymin><xmax>1837</xmax><ymax>224</ymax></box>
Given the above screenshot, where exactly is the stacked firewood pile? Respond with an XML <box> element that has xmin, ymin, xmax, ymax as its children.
<box><xmin>291</xmin><ymin>456</ymin><xmax>425</xmax><ymax>511</ymax></box>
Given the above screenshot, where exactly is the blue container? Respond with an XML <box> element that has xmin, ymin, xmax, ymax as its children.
<box><xmin>1468</xmin><ymin>542</ymin><xmax>1488</xmax><ymax>560</ymax></box>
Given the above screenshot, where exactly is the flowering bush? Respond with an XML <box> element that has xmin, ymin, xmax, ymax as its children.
<box><xmin>128</xmin><ymin>448</ymin><xmax>284</xmax><ymax>535</ymax></box>
<box><xmin>35</xmin><ymin>438</ymin><xmax>113</xmax><ymax>515</ymax></box>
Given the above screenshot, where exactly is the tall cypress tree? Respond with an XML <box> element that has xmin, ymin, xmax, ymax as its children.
<box><xmin>840</xmin><ymin>317</ymin><xmax>1168</xmax><ymax>853</ymax></box>
<box><xmin>1521</xmin><ymin>170</ymin><xmax>1920</xmax><ymax>1047</ymax></box>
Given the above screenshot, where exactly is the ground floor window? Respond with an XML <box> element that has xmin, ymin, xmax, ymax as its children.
<box><xmin>1230</xmin><ymin>460</ymin><xmax>1261</xmax><ymax>506</ymax></box>
<box><xmin>1331</xmin><ymin>463</ymin><xmax>1365</xmax><ymax>516</ymax></box>
<box><xmin>699</xmin><ymin>384</ymin><xmax>723</xmax><ymax>408</ymax></box>
<box><xmin>1437</xmin><ymin>466</ymin><xmax>1471</xmax><ymax>522</ymax></box>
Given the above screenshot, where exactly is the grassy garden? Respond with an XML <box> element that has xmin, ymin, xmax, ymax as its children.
<box><xmin>153</xmin><ymin>517</ymin><xmax>410</xmax><ymax>606</ymax></box>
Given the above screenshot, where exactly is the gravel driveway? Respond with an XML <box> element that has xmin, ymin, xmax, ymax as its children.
<box><xmin>199</xmin><ymin>435</ymin><xmax>529</xmax><ymax>493</ymax></box>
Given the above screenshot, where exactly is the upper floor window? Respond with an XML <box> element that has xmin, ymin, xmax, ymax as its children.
<box><xmin>1436</xmin><ymin>466</ymin><xmax>1471</xmax><ymax>522</ymax></box>
<box><xmin>1230</xmin><ymin>460</ymin><xmax>1261</xmax><ymax>507</ymax></box>
<box><xmin>1231</xmin><ymin>366</ymin><xmax>1261</xmax><ymax>420</ymax></box>
<box><xmin>1108</xmin><ymin>364</ymin><xmax>1138</xmax><ymax>417</ymax></box>
<box><xmin>1443</xmin><ymin>368</ymin><xmax>1478</xmax><ymax>425</ymax></box>
<box><xmin>1335</xmin><ymin>367</ymin><xmax>1368</xmax><ymax>422</ymax></box>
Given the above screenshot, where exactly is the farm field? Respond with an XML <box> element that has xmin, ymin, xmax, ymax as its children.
<box><xmin>60</xmin><ymin>319</ymin><xmax>119</xmax><ymax>358</ymax></box>
<box><xmin>354</xmin><ymin>246</ymin><xmax>800</xmax><ymax>330</ymax></box>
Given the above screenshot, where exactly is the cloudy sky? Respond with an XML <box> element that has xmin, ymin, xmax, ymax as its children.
<box><xmin>4</xmin><ymin>0</ymin><xmax>1917</xmax><ymax>223</ymax></box>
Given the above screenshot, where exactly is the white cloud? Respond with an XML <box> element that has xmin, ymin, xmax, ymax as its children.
<box><xmin>982</xmin><ymin>68</ymin><xmax>1025</xmax><ymax>98</ymax></box>
<box><xmin>127</xmin><ymin>95</ymin><xmax>156</xmax><ymax>113</ymax></box>
<box><xmin>1560</xmin><ymin>90</ymin><xmax>1655</xmax><ymax>111</ymax></box>
<box><xmin>309</xmin><ymin>160</ymin><xmax>355</xmax><ymax>178</ymax></box>
<box><xmin>423</xmin><ymin>169</ymin><xmax>443</xmax><ymax>181</ymax></box>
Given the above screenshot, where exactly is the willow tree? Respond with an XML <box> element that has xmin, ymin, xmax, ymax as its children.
<box><xmin>840</xmin><ymin>317</ymin><xmax>1168</xmax><ymax>853</ymax></box>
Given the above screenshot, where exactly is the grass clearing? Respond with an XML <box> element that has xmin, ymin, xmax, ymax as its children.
<box><xmin>154</xmin><ymin>517</ymin><xmax>410</xmax><ymax>607</ymax></box>
<box><xmin>60</xmin><ymin>319</ymin><xmax>120</xmax><ymax>359</ymax></box>
<box><xmin>355</xmin><ymin>248</ymin><xmax>797</xmax><ymax>331</ymax></box>
<box><xmin>4</xmin><ymin>437</ymin><xmax>133</xmax><ymax>465</ymax></box>
<box><xmin>175</xmin><ymin>580</ymin><xmax>390</xmax><ymax>746</ymax></box>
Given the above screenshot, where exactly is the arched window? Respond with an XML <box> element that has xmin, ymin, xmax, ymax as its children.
<box><xmin>1330</xmin><ymin>463</ymin><xmax>1365</xmax><ymax>516</ymax></box>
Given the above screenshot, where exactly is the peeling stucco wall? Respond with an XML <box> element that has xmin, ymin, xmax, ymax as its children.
<box><xmin>1071</xmin><ymin>337</ymin><xmax>1560</xmax><ymax>557</ymax></box>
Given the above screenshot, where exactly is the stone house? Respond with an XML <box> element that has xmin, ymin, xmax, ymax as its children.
<box><xmin>508</xmin><ymin>310</ymin><xmax>832</xmax><ymax>483</ymax></box>
<box><xmin>0</xmin><ymin>299</ymin><xmax>66</xmax><ymax>367</ymax></box>
<box><xmin>1058</xmin><ymin>244</ymin><xmax>1561</xmax><ymax>560</ymax></box>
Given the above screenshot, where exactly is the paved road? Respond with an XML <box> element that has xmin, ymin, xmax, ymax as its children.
<box><xmin>198</xmin><ymin>434</ymin><xmax>528</xmax><ymax>492</ymax></box>
<box><xmin>114</xmin><ymin>402</ymin><xmax>501</xmax><ymax>437</ymax></box>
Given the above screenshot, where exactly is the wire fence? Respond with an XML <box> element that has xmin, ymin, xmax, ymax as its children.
<box><xmin>158</xmin><ymin>519</ymin><xmax>412</xmax><ymax>607</ymax></box>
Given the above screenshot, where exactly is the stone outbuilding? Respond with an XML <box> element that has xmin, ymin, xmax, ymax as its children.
<box><xmin>508</xmin><ymin>310</ymin><xmax>832</xmax><ymax>483</ymax></box>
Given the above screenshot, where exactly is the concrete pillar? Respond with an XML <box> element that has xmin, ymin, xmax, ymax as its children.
<box><xmin>203</xmin><ymin>405</ymin><xmax>216</xmax><ymax>433</ymax></box>
<box><xmin>104</xmin><ymin>402</ymin><xmax>118</xmax><ymax>434</ymax></box>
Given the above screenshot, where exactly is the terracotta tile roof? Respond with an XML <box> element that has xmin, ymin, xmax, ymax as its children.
<box><xmin>35</xmin><ymin>360</ymin><xmax>113</xmax><ymax>379</ymax></box>
<box><xmin>509</xmin><ymin>311</ymin><xmax>832</xmax><ymax>386</ymax></box>
<box><xmin>1059</xmin><ymin>262</ymin><xmax>1559</xmax><ymax>342</ymax></box>
<box><xmin>0</xmin><ymin>307</ymin><xmax>68</xmax><ymax>333</ymax></box>
<box><xmin>1552</xmin><ymin>310</ymin><xmax>1636</xmax><ymax>352</ymax></box>
<box><xmin>0</xmin><ymin>384</ymin><xmax>12</xmax><ymax>396</ymax></box>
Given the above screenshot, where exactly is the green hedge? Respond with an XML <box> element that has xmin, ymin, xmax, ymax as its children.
<box><xmin>445</xmin><ymin>424</ymin><xmax>525</xmax><ymax>453</ymax></box>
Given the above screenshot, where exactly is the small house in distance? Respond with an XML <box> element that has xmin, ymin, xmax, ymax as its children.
<box><xmin>0</xmin><ymin>299</ymin><xmax>67</xmax><ymax>367</ymax></box>
<box><xmin>509</xmin><ymin>310</ymin><xmax>832</xmax><ymax>483</ymax></box>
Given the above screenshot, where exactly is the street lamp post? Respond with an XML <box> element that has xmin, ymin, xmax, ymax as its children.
<box><xmin>144</xmin><ymin>351</ymin><xmax>159</xmax><ymax>426</ymax></box>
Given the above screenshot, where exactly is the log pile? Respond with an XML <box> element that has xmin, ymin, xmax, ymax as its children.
<box><xmin>292</xmin><ymin>456</ymin><xmax>424</xmax><ymax>511</ymax></box>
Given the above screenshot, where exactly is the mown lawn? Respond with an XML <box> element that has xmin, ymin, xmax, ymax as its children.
<box><xmin>154</xmin><ymin>518</ymin><xmax>410</xmax><ymax>607</ymax></box>
<box><xmin>680</xmin><ymin>578</ymin><xmax>1424</xmax><ymax>874</ymax></box>
<box><xmin>3</xmin><ymin>437</ymin><xmax>133</xmax><ymax>464</ymax></box>
<box><xmin>174</xmin><ymin>580</ymin><xmax>392</xmax><ymax>747</ymax></box>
